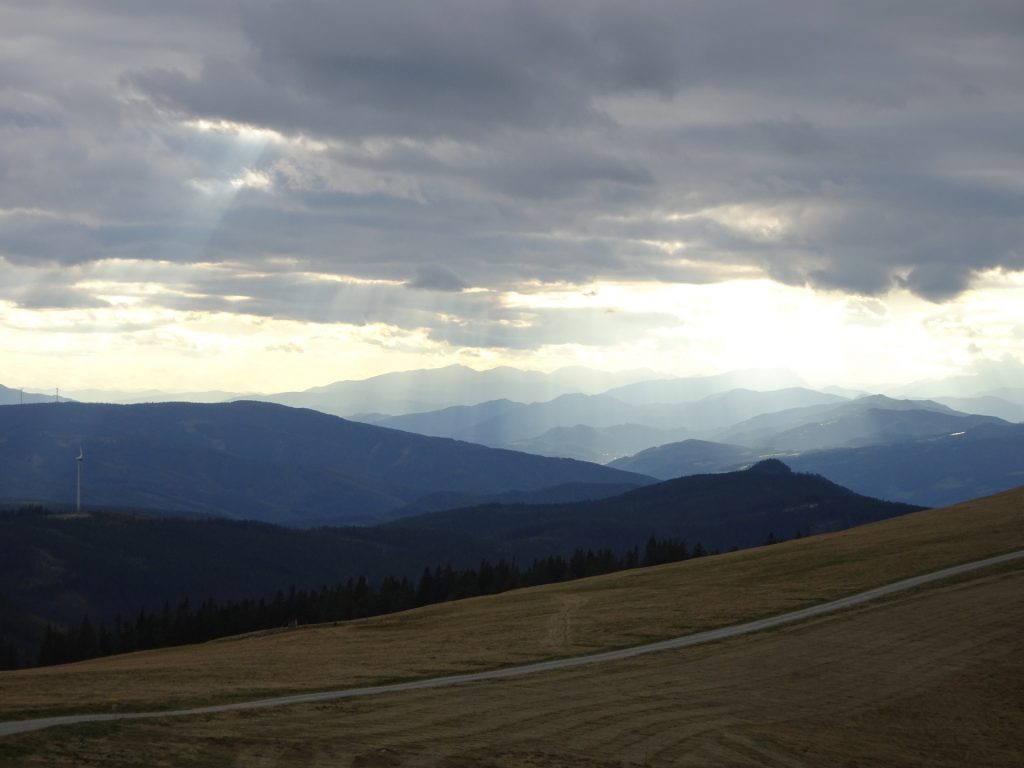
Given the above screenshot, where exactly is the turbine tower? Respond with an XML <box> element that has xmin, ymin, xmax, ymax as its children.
<box><xmin>76</xmin><ymin>446</ymin><xmax>84</xmax><ymax>514</ymax></box>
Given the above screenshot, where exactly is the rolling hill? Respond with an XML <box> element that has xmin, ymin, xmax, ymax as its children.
<box><xmin>0</xmin><ymin>460</ymin><xmax>922</xmax><ymax>665</ymax></box>
<box><xmin>387</xmin><ymin>459</ymin><xmax>924</xmax><ymax>557</ymax></box>
<box><xmin>0</xmin><ymin>401</ymin><xmax>651</xmax><ymax>526</ymax></box>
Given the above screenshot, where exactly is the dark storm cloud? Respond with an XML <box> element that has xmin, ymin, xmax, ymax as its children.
<box><xmin>129</xmin><ymin>1</ymin><xmax>935</xmax><ymax>140</ymax></box>
<box><xmin>2</xmin><ymin>0</ymin><xmax>1023</xmax><ymax>345</ymax></box>
<box><xmin>133</xmin><ymin>1</ymin><xmax>600</xmax><ymax>140</ymax></box>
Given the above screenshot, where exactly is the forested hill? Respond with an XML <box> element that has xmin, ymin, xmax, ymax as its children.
<box><xmin>388</xmin><ymin>459</ymin><xmax>925</xmax><ymax>557</ymax></box>
<box><xmin>0</xmin><ymin>510</ymin><xmax>498</xmax><ymax>639</ymax></box>
<box><xmin>0</xmin><ymin>400</ymin><xmax>652</xmax><ymax>526</ymax></box>
<box><xmin>1</xmin><ymin>459</ymin><xmax>924</xmax><ymax>667</ymax></box>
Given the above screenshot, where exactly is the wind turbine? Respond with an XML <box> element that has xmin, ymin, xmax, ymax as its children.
<box><xmin>76</xmin><ymin>445</ymin><xmax>84</xmax><ymax>514</ymax></box>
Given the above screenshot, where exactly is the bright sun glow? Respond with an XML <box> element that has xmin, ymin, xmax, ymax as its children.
<box><xmin>3</xmin><ymin>265</ymin><xmax>1021</xmax><ymax>393</ymax></box>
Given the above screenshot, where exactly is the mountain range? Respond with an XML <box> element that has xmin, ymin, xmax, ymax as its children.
<box><xmin>366</xmin><ymin>387</ymin><xmax>847</xmax><ymax>452</ymax></box>
<box><xmin>786</xmin><ymin>422</ymin><xmax>1024</xmax><ymax>507</ymax></box>
<box><xmin>242</xmin><ymin>365</ymin><xmax>658</xmax><ymax>418</ymax></box>
<box><xmin>56</xmin><ymin>365</ymin><xmax>796</xmax><ymax>416</ymax></box>
<box><xmin>7</xmin><ymin>365</ymin><xmax>1023</xmax><ymax>516</ymax></box>
<box><xmin>0</xmin><ymin>401</ymin><xmax>650</xmax><ymax>526</ymax></box>
<box><xmin>714</xmin><ymin>395</ymin><xmax>1004</xmax><ymax>451</ymax></box>
<box><xmin>364</xmin><ymin>390</ymin><xmax>1009</xmax><ymax>470</ymax></box>
<box><xmin>613</xmin><ymin>421</ymin><xmax>1024</xmax><ymax>509</ymax></box>
<box><xmin>30</xmin><ymin>363</ymin><xmax>1024</xmax><ymax>418</ymax></box>
<box><xmin>930</xmin><ymin>395</ymin><xmax>1024</xmax><ymax>422</ymax></box>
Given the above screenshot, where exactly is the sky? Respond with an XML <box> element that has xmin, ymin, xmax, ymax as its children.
<box><xmin>1</xmin><ymin>0</ymin><xmax>1022</xmax><ymax>394</ymax></box>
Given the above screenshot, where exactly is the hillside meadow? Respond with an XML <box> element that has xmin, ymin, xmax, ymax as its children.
<box><xmin>5</xmin><ymin>566</ymin><xmax>1020</xmax><ymax>766</ymax></box>
<box><xmin>2</xmin><ymin>489</ymin><xmax>1024</xmax><ymax>765</ymax></box>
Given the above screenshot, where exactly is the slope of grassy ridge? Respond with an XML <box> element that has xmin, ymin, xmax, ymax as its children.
<box><xmin>10</xmin><ymin>567</ymin><xmax>1018</xmax><ymax>767</ymax></box>
<box><xmin>1</xmin><ymin>486</ymin><xmax>1021</xmax><ymax>719</ymax></box>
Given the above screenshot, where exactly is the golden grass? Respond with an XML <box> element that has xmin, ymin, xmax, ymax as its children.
<box><xmin>4</xmin><ymin>564</ymin><xmax>1022</xmax><ymax>766</ymax></box>
<box><xmin>1</xmin><ymin>486</ymin><xmax>1021</xmax><ymax>720</ymax></box>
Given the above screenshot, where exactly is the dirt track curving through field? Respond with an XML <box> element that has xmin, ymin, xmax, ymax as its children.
<box><xmin>2</xmin><ymin>547</ymin><xmax>1021</xmax><ymax>739</ymax></box>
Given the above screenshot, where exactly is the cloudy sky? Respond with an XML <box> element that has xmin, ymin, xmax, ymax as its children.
<box><xmin>2</xmin><ymin>0</ymin><xmax>1022</xmax><ymax>393</ymax></box>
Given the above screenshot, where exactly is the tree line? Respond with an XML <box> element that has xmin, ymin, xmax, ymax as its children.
<box><xmin>17</xmin><ymin>535</ymin><xmax>710</xmax><ymax>669</ymax></box>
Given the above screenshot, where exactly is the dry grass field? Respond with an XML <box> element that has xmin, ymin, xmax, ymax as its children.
<box><xmin>5</xmin><ymin>567</ymin><xmax>1021</xmax><ymax>768</ymax></box>
<box><xmin>1</xmin><ymin>487</ymin><xmax>1022</xmax><ymax>766</ymax></box>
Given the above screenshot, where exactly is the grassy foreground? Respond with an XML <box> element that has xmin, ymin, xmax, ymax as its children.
<box><xmin>1</xmin><ymin>487</ymin><xmax>1022</xmax><ymax>766</ymax></box>
<box><xmin>1</xmin><ymin>486</ymin><xmax>1022</xmax><ymax>719</ymax></box>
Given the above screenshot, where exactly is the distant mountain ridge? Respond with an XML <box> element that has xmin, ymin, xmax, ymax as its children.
<box><xmin>38</xmin><ymin>366</ymin><xmax>659</xmax><ymax>415</ymax></box>
<box><xmin>16</xmin><ymin>363</ymin><xmax>1024</xmax><ymax>420</ymax></box>
<box><xmin>63</xmin><ymin>388</ymin><xmax>249</xmax><ymax>405</ymax></box>
<box><xmin>604</xmin><ymin>368</ymin><xmax>808</xmax><ymax>405</ymax></box>
<box><xmin>368</xmin><ymin>393</ymin><xmax>663</xmax><ymax>445</ymax></box>
<box><xmin>10</xmin><ymin>366</ymin><xmax>1018</xmax><ymax>496</ymax></box>
<box><xmin>931</xmin><ymin>395</ymin><xmax>1024</xmax><ymax>423</ymax></box>
<box><xmin>787</xmin><ymin>422</ymin><xmax>1024</xmax><ymax>507</ymax></box>
<box><xmin>367</xmin><ymin>390</ymin><xmax>1002</xmax><ymax>464</ymax></box>
<box><xmin>369</xmin><ymin>387</ymin><xmax>847</xmax><ymax>455</ymax></box>
<box><xmin>610</xmin><ymin>421</ymin><xmax>1024</xmax><ymax>509</ymax></box>
<box><xmin>0</xmin><ymin>401</ymin><xmax>652</xmax><ymax>526</ymax></box>
<box><xmin>716</xmin><ymin>395</ymin><xmax>1004</xmax><ymax>450</ymax></box>
<box><xmin>247</xmin><ymin>365</ymin><xmax>658</xmax><ymax>417</ymax></box>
